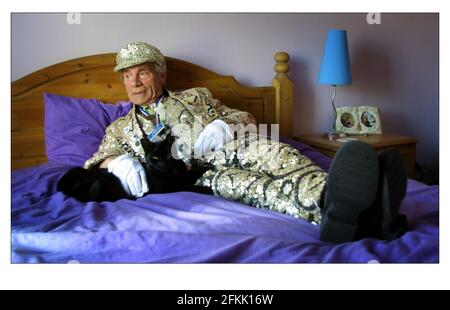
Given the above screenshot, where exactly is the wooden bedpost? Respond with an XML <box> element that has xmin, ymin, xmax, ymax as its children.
<box><xmin>272</xmin><ymin>51</ymin><xmax>294</xmax><ymax>138</ymax></box>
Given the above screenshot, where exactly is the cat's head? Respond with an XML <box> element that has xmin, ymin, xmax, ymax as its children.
<box><xmin>141</xmin><ymin>135</ymin><xmax>186</xmax><ymax>174</ymax></box>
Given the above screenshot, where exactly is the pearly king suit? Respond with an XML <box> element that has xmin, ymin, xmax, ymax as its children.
<box><xmin>84</xmin><ymin>87</ymin><xmax>326</xmax><ymax>223</ymax></box>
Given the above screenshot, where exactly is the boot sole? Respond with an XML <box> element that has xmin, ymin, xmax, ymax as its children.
<box><xmin>320</xmin><ymin>141</ymin><xmax>379</xmax><ymax>243</ymax></box>
<box><xmin>378</xmin><ymin>149</ymin><xmax>408</xmax><ymax>240</ymax></box>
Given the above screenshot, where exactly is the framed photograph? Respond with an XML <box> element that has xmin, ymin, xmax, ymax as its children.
<box><xmin>357</xmin><ymin>106</ymin><xmax>382</xmax><ymax>134</ymax></box>
<box><xmin>335</xmin><ymin>106</ymin><xmax>360</xmax><ymax>134</ymax></box>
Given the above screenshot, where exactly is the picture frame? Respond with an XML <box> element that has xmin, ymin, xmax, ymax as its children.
<box><xmin>357</xmin><ymin>106</ymin><xmax>382</xmax><ymax>134</ymax></box>
<box><xmin>335</xmin><ymin>106</ymin><xmax>361</xmax><ymax>134</ymax></box>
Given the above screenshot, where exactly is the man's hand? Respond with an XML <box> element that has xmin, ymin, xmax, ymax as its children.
<box><xmin>107</xmin><ymin>154</ymin><xmax>149</xmax><ymax>197</ymax></box>
<box><xmin>194</xmin><ymin>119</ymin><xmax>233</xmax><ymax>156</ymax></box>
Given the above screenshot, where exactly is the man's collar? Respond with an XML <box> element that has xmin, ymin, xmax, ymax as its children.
<box><xmin>139</xmin><ymin>91</ymin><xmax>166</xmax><ymax>109</ymax></box>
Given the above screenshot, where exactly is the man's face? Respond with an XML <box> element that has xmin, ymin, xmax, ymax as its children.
<box><xmin>121</xmin><ymin>63</ymin><xmax>166</xmax><ymax>106</ymax></box>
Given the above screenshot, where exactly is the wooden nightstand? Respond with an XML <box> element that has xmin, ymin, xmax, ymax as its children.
<box><xmin>295</xmin><ymin>134</ymin><xmax>417</xmax><ymax>179</ymax></box>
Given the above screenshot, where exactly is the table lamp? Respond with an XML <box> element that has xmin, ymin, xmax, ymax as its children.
<box><xmin>317</xmin><ymin>29</ymin><xmax>352</xmax><ymax>139</ymax></box>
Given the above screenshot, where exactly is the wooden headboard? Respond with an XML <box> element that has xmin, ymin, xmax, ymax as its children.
<box><xmin>12</xmin><ymin>52</ymin><xmax>293</xmax><ymax>170</ymax></box>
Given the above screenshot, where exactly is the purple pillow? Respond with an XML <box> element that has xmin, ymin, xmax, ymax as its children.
<box><xmin>44</xmin><ymin>93</ymin><xmax>132</xmax><ymax>166</ymax></box>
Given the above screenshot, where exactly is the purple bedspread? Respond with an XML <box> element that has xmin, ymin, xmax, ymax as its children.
<box><xmin>11</xmin><ymin>140</ymin><xmax>439</xmax><ymax>263</ymax></box>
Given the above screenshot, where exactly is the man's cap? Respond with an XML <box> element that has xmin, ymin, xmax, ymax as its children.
<box><xmin>114</xmin><ymin>42</ymin><xmax>166</xmax><ymax>72</ymax></box>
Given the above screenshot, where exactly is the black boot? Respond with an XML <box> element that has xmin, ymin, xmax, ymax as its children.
<box><xmin>356</xmin><ymin>148</ymin><xmax>408</xmax><ymax>240</ymax></box>
<box><xmin>320</xmin><ymin>141</ymin><xmax>380</xmax><ymax>243</ymax></box>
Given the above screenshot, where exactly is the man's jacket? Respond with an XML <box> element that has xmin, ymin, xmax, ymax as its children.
<box><xmin>84</xmin><ymin>87</ymin><xmax>256</xmax><ymax>169</ymax></box>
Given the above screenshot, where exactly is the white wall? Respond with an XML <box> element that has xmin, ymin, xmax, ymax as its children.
<box><xmin>12</xmin><ymin>13</ymin><xmax>439</xmax><ymax>175</ymax></box>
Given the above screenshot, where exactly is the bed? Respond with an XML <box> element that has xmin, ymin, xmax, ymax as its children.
<box><xmin>11</xmin><ymin>52</ymin><xmax>439</xmax><ymax>263</ymax></box>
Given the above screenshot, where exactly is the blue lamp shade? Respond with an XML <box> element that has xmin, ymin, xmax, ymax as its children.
<box><xmin>317</xmin><ymin>30</ymin><xmax>352</xmax><ymax>85</ymax></box>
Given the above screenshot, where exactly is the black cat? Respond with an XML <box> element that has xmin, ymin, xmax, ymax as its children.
<box><xmin>139</xmin><ymin>136</ymin><xmax>213</xmax><ymax>195</ymax></box>
<box><xmin>57</xmin><ymin>135</ymin><xmax>213</xmax><ymax>202</ymax></box>
<box><xmin>56</xmin><ymin>167</ymin><xmax>129</xmax><ymax>202</ymax></box>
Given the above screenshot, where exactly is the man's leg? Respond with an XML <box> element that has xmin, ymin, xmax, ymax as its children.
<box><xmin>200</xmin><ymin>137</ymin><xmax>408</xmax><ymax>243</ymax></box>
<box><xmin>198</xmin><ymin>135</ymin><xmax>327</xmax><ymax>224</ymax></box>
<box><xmin>197</xmin><ymin>166</ymin><xmax>324</xmax><ymax>223</ymax></box>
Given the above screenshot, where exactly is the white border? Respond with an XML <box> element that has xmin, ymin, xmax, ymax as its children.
<box><xmin>2</xmin><ymin>0</ymin><xmax>446</xmax><ymax>290</ymax></box>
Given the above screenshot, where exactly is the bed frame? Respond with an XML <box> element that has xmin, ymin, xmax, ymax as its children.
<box><xmin>11</xmin><ymin>52</ymin><xmax>293</xmax><ymax>170</ymax></box>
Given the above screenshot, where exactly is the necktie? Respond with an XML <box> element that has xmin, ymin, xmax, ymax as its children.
<box><xmin>140</xmin><ymin>104</ymin><xmax>156</xmax><ymax>117</ymax></box>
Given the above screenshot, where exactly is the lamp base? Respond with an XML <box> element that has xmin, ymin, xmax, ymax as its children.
<box><xmin>325</xmin><ymin>131</ymin><xmax>347</xmax><ymax>141</ymax></box>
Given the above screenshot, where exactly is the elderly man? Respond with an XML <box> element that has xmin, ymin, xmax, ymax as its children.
<box><xmin>84</xmin><ymin>42</ymin><xmax>407</xmax><ymax>243</ymax></box>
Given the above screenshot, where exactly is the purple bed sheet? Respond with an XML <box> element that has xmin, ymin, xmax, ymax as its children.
<box><xmin>11</xmin><ymin>140</ymin><xmax>439</xmax><ymax>263</ymax></box>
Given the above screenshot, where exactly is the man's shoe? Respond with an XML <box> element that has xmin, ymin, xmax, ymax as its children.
<box><xmin>379</xmin><ymin>148</ymin><xmax>408</xmax><ymax>240</ymax></box>
<box><xmin>356</xmin><ymin>148</ymin><xmax>408</xmax><ymax>240</ymax></box>
<box><xmin>320</xmin><ymin>141</ymin><xmax>379</xmax><ymax>243</ymax></box>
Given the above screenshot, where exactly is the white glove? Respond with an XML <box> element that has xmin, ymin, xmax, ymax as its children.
<box><xmin>194</xmin><ymin>119</ymin><xmax>233</xmax><ymax>156</ymax></box>
<box><xmin>107</xmin><ymin>154</ymin><xmax>149</xmax><ymax>198</ymax></box>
